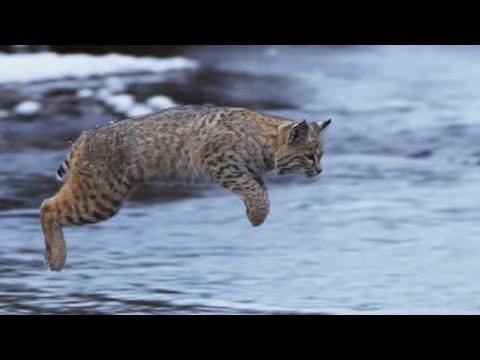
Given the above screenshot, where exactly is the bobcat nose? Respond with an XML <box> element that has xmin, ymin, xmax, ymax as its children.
<box><xmin>317</xmin><ymin>169</ymin><xmax>323</xmax><ymax>174</ymax></box>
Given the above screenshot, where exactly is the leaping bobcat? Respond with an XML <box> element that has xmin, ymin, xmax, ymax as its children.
<box><xmin>40</xmin><ymin>105</ymin><xmax>331</xmax><ymax>271</ymax></box>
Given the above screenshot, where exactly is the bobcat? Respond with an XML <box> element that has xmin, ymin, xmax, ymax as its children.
<box><xmin>40</xmin><ymin>105</ymin><xmax>331</xmax><ymax>271</ymax></box>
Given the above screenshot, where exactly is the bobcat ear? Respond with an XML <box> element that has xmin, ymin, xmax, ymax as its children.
<box><xmin>313</xmin><ymin>119</ymin><xmax>332</xmax><ymax>136</ymax></box>
<box><xmin>287</xmin><ymin>120</ymin><xmax>310</xmax><ymax>145</ymax></box>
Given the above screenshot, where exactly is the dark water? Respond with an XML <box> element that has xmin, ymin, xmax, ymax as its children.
<box><xmin>2</xmin><ymin>45</ymin><xmax>480</xmax><ymax>314</ymax></box>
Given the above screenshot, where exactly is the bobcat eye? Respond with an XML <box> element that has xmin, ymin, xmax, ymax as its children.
<box><xmin>306</xmin><ymin>154</ymin><xmax>316</xmax><ymax>162</ymax></box>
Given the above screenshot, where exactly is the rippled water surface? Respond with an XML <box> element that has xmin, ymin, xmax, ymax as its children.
<box><xmin>2</xmin><ymin>45</ymin><xmax>480</xmax><ymax>314</ymax></box>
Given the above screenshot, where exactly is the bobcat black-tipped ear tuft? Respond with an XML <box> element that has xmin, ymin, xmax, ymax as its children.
<box><xmin>319</xmin><ymin>119</ymin><xmax>331</xmax><ymax>133</ymax></box>
<box><xmin>311</xmin><ymin>119</ymin><xmax>332</xmax><ymax>136</ymax></box>
<box><xmin>324</xmin><ymin>119</ymin><xmax>332</xmax><ymax>128</ymax></box>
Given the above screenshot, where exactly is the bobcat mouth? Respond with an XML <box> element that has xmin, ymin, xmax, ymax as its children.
<box><xmin>305</xmin><ymin>170</ymin><xmax>320</xmax><ymax>177</ymax></box>
<box><xmin>278</xmin><ymin>166</ymin><xmax>299</xmax><ymax>176</ymax></box>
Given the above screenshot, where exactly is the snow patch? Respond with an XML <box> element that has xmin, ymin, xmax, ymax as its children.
<box><xmin>13</xmin><ymin>101</ymin><xmax>42</xmax><ymax>116</ymax></box>
<box><xmin>101</xmin><ymin>94</ymin><xmax>135</xmax><ymax>113</ymax></box>
<box><xmin>76</xmin><ymin>88</ymin><xmax>94</xmax><ymax>98</ymax></box>
<box><xmin>146</xmin><ymin>95</ymin><xmax>176</xmax><ymax>110</ymax></box>
<box><xmin>96</xmin><ymin>88</ymin><xmax>112</xmax><ymax>100</ymax></box>
<box><xmin>97</xmin><ymin>91</ymin><xmax>178</xmax><ymax>118</ymax></box>
<box><xmin>127</xmin><ymin>105</ymin><xmax>153</xmax><ymax>118</ymax></box>
<box><xmin>104</xmin><ymin>77</ymin><xmax>126</xmax><ymax>93</ymax></box>
<box><xmin>0</xmin><ymin>52</ymin><xmax>198</xmax><ymax>84</ymax></box>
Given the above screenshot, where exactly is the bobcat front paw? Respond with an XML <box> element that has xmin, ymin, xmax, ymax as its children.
<box><xmin>246</xmin><ymin>205</ymin><xmax>269</xmax><ymax>227</ymax></box>
<box><xmin>44</xmin><ymin>244</ymin><xmax>67</xmax><ymax>272</ymax></box>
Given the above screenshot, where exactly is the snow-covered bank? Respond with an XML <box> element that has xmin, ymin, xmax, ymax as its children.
<box><xmin>0</xmin><ymin>52</ymin><xmax>198</xmax><ymax>84</ymax></box>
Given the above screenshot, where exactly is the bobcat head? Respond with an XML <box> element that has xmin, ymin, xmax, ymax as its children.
<box><xmin>275</xmin><ymin>119</ymin><xmax>331</xmax><ymax>177</ymax></box>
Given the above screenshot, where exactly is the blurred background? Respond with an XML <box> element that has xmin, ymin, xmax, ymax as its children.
<box><xmin>1</xmin><ymin>45</ymin><xmax>480</xmax><ymax>314</ymax></box>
